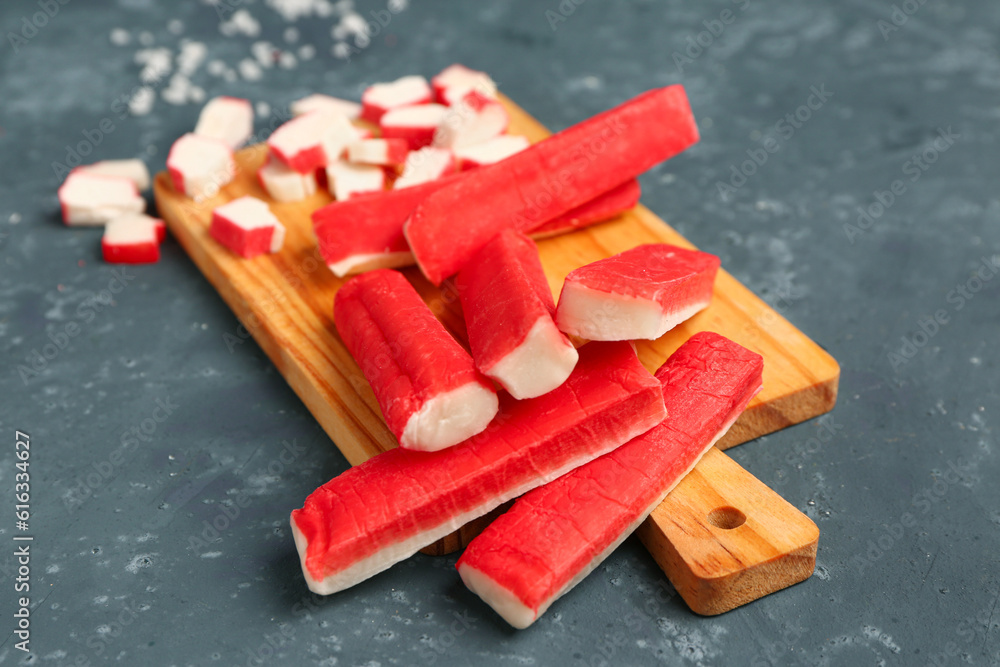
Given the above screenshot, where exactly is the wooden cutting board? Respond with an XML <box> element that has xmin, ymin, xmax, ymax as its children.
<box><xmin>153</xmin><ymin>93</ymin><xmax>837</xmax><ymax>614</ymax></box>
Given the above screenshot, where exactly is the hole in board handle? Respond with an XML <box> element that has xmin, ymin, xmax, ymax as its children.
<box><xmin>707</xmin><ymin>506</ymin><xmax>746</xmax><ymax>530</ymax></box>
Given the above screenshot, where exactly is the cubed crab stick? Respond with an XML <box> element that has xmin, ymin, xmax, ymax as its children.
<box><xmin>361</xmin><ymin>75</ymin><xmax>432</xmax><ymax>124</ymax></box>
<box><xmin>58</xmin><ymin>172</ymin><xmax>145</xmax><ymax>226</ymax></box>
<box><xmin>194</xmin><ymin>96</ymin><xmax>254</xmax><ymax>149</ymax></box>
<box><xmin>167</xmin><ymin>133</ymin><xmax>236</xmax><ymax>201</ymax></box>
<box><xmin>209</xmin><ymin>196</ymin><xmax>286</xmax><ymax>258</ymax></box>
<box><xmin>267</xmin><ymin>111</ymin><xmax>357</xmax><ymax>174</ymax></box>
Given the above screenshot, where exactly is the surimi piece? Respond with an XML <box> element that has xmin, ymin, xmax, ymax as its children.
<box><xmin>454</xmin><ymin>135</ymin><xmax>530</xmax><ymax>170</ymax></box>
<box><xmin>167</xmin><ymin>133</ymin><xmax>236</xmax><ymax>201</ymax></box>
<box><xmin>258</xmin><ymin>158</ymin><xmax>318</xmax><ymax>202</ymax></box>
<box><xmin>458</xmin><ymin>332</ymin><xmax>763</xmax><ymax>628</ymax></box>
<box><xmin>290</xmin><ymin>340</ymin><xmax>666</xmax><ymax>595</ymax></box>
<box><xmin>555</xmin><ymin>244</ymin><xmax>720</xmax><ymax>341</ymax></box>
<box><xmin>290</xmin><ymin>94</ymin><xmax>361</xmax><ymax>119</ymax></box>
<box><xmin>529</xmin><ymin>179</ymin><xmax>641</xmax><ymax>239</ymax></box>
<box><xmin>394</xmin><ymin>147</ymin><xmax>455</xmax><ymax>189</ymax></box>
<box><xmin>458</xmin><ymin>230</ymin><xmax>578</xmax><ymax>399</ymax></box>
<box><xmin>209</xmin><ymin>195</ymin><xmax>285</xmax><ymax>258</ymax></box>
<box><xmin>58</xmin><ymin>172</ymin><xmax>145</xmax><ymax>226</ymax></box>
<box><xmin>405</xmin><ymin>85</ymin><xmax>700</xmax><ymax>285</ymax></box>
<box><xmin>347</xmin><ymin>138</ymin><xmax>409</xmax><ymax>167</ymax></box>
<box><xmin>379</xmin><ymin>104</ymin><xmax>449</xmax><ymax>150</ymax></box>
<box><xmin>360</xmin><ymin>75</ymin><xmax>432</xmax><ymax>124</ymax></box>
<box><xmin>101</xmin><ymin>213</ymin><xmax>165</xmax><ymax>264</ymax></box>
<box><xmin>432</xmin><ymin>64</ymin><xmax>497</xmax><ymax>104</ymax></box>
<box><xmin>433</xmin><ymin>91</ymin><xmax>509</xmax><ymax>149</ymax></box>
<box><xmin>78</xmin><ymin>159</ymin><xmax>151</xmax><ymax>191</ymax></box>
<box><xmin>267</xmin><ymin>111</ymin><xmax>357</xmax><ymax>173</ymax></box>
<box><xmin>194</xmin><ymin>96</ymin><xmax>254</xmax><ymax>149</ymax></box>
<box><xmin>325</xmin><ymin>160</ymin><xmax>385</xmax><ymax>201</ymax></box>
<box><xmin>334</xmin><ymin>269</ymin><xmax>498</xmax><ymax>452</ymax></box>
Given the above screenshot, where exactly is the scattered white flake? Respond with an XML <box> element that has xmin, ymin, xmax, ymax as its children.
<box><xmin>388</xmin><ymin>0</ymin><xmax>408</xmax><ymax>11</ymax></box>
<box><xmin>251</xmin><ymin>41</ymin><xmax>276</xmax><ymax>68</ymax></box>
<box><xmin>256</xmin><ymin>101</ymin><xmax>271</xmax><ymax>117</ymax></box>
<box><xmin>138</xmin><ymin>31</ymin><xmax>155</xmax><ymax>46</ymax></box>
<box><xmin>125</xmin><ymin>553</ymin><xmax>156</xmax><ymax>573</ymax></box>
<box><xmin>265</xmin><ymin>0</ymin><xmax>335</xmax><ymax>22</ymax></box>
<box><xmin>177</xmin><ymin>40</ymin><xmax>208</xmax><ymax>75</ymax></box>
<box><xmin>110</xmin><ymin>28</ymin><xmax>131</xmax><ymax>46</ymax></box>
<box><xmin>94</xmin><ymin>595</ymin><xmax>109</xmax><ymax>604</ymax></box>
<box><xmin>200</xmin><ymin>551</ymin><xmax>223</xmax><ymax>559</ymax></box>
<box><xmin>220</xmin><ymin>9</ymin><xmax>262</xmax><ymax>38</ymax></box>
<box><xmin>161</xmin><ymin>74</ymin><xmax>195</xmax><ymax>105</ymax></box>
<box><xmin>238</xmin><ymin>59</ymin><xmax>263</xmax><ymax>81</ymax></box>
<box><xmin>283</xmin><ymin>27</ymin><xmax>300</xmax><ymax>43</ymax></box>
<box><xmin>278</xmin><ymin>51</ymin><xmax>297</xmax><ymax>69</ymax></box>
<box><xmin>46</xmin><ymin>564</ymin><xmax>60</xmax><ymax>574</ymax></box>
<box><xmin>190</xmin><ymin>86</ymin><xmax>206</xmax><ymax>103</ymax></box>
<box><xmin>168</xmin><ymin>19</ymin><xmax>185</xmax><ymax>35</ymax></box>
<box><xmin>331</xmin><ymin>42</ymin><xmax>352</xmax><ymax>59</ymax></box>
<box><xmin>971</xmin><ymin>357</ymin><xmax>982</xmax><ymax>365</ymax></box>
<box><xmin>9</xmin><ymin>213</ymin><xmax>21</xmax><ymax>224</ymax></box>
<box><xmin>582</xmin><ymin>75</ymin><xmax>601</xmax><ymax>89</ymax></box>
<box><xmin>129</xmin><ymin>87</ymin><xmax>156</xmax><ymax>116</ymax></box>
<box><xmin>134</xmin><ymin>47</ymin><xmax>173</xmax><ymax>84</ymax></box>
<box><xmin>207</xmin><ymin>59</ymin><xmax>228</xmax><ymax>76</ymax></box>
<box><xmin>298</xmin><ymin>44</ymin><xmax>316</xmax><ymax>60</ymax></box>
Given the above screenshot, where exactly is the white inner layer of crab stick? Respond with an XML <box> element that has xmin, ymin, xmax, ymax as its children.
<box><xmin>289</xmin><ymin>340</ymin><xmax>666</xmax><ymax>595</ymax></box>
<box><xmin>290</xmin><ymin>94</ymin><xmax>361</xmax><ymax>119</ymax></box>
<box><xmin>432</xmin><ymin>64</ymin><xmax>497</xmax><ymax>104</ymax></box>
<box><xmin>210</xmin><ymin>196</ymin><xmax>285</xmax><ymax>258</ymax></box>
<box><xmin>258</xmin><ymin>158</ymin><xmax>317</xmax><ymax>202</ymax></box>
<box><xmin>267</xmin><ymin>111</ymin><xmax>356</xmax><ymax>173</ymax></box>
<box><xmin>167</xmin><ymin>133</ymin><xmax>236</xmax><ymax>201</ymax></box>
<box><xmin>101</xmin><ymin>213</ymin><xmax>162</xmax><ymax>264</ymax></box>
<box><xmin>394</xmin><ymin>147</ymin><xmax>454</xmax><ymax>189</ymax></box>
<box><xmin>194</xmin><ymin>96</ymin><xmax>254</xmax><ymax>149</ymax></box>
<box><xmin>346</xmin><ymin>138</ymin><xmax>409</xmax><ymax>167</ymax></box>
<box><xmin>361</xmin><ymin>75</ymin><xmax>432</xmax><ymax>123</ymax></box>
<box><xmin>325</xmin><ymin>160</ymin><xmax>385</xmax><ymax>201</ymax></box>
<box><xmin>433</xmin><ymin>91</ymin><xmax>509</xmax><ymax>149</ymax></box>
<box><xmin>79</xmin><ymin>159</ymin><xmax>151</xmax><ymax>191</ymax></box>
<box><xmin>555</xmin><ymin>244</ymin><xmax>720</xmax><ymax>341</ymax></box>
<box><xmin>453</xmin><ymin>135</ymin><xmax>530</xmax><ymax>170</ymax></box>
<box><xmin>59</xmin><ymin>172</ymin><xmax>145</xmax><ymax>225</ymax></box>
<box><xmin>380</xmin><ymin>104</ymin><xmax>449</xmax><ymax>150</ymax></box>
<box><xmin>458</xmin><ymin>230</ymin><xmax>577</xmax><ymax>399</ymax></box>
<box><xmin>457</xmin><ymin>332</ymin><xmax>763</xmax><ymax>628</ymax></box>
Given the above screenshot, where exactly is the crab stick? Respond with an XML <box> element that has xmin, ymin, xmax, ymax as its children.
<box><xmin>101</xmin><ymin>213</ymin><xmax>165</xmax><ymax>264</ymax></box>
<box><xmin>347</xmin><ymin>138</ymin><xmax>409</xmax><ymax>167</ymax></box>
<box><xmin>258</xmin><ymin>157</ymin><xmax>318</xmax><ymax>202</ymax></box>
<box><xmin>325</xmin><ymin>160</ymin><xmax>385</xmax><ymax>201</ymax></box>
<box><xmin>393</xmin><ymin>147</ymin><xmax>455</xmax><ymax>189</ymax></box>
<box><xmin>58</xmin><ymin>172</ymin><xmax>145</xmax><ymax>226</ymax></box>
<box><xmin>194</xmin><ymin>96</ymin><xmax>254</xmax><ymax>149</ymax></box>
<box><xmin>529</xmin><ymin>179</ymin><xmax>640</xmax><ymax>239</ymax></box>
<box><xmin>454</xmin><ymin>135</ymin><xmax>530</xmax><ymax>170</ymax></box>
<box><xmin>209</xmin><ymin>196</ymin><xmax>286</xmax><ymax>258</ymax></box>
<box><xmin>433</xmin><ymin>91</ymin><xmax>508</xmax><ymax>149</ymax></box>
<box><xmin>380</xmin><ymin>104</ymin><xmax>449</xmax><ymax>150</ymax></box>
<box><xmin>167</xmin><ymin>133</ymin><xmax>236</xmax><ymax>201</ymax></box>
<box><xmin>432</xmin><ymin>64</ymin><xmax>497</xmax><ymax>105</ymax></box>
<box><xmin>360</xmin><ymin>75</ymin><xmax>432</xmax><ymax>124</ymax></box>
<box><xmin>267</xmin><ymin>111</ymin><xmax>357</xmax><ymax>174</ymax></box>
<box><xmin>290</xmin><ymin>94</ymin><xmax>361</xmax><ymax>120</ymax></box>
<box><xmin>78</xmin><ymin>159</ymin><xmax>151</xmax><ymax>191</ymax></box>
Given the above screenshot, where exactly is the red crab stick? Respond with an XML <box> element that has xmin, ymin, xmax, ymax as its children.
<box><xmin>404</xmin><ymin>85</ymin><xmax>699</xmax><ymax>285</ymax></box>
<box><xmin>290</xmin><ymin>340</ymin><xmax>667</xmax><ymax>595</ymax></box>
<box><xmin>458</xmin><ymin>332</ymin><xmax>763</xmax><ymax>628</ymax></box>
<box><xmin>555</xmin><ymin>244</ymin><xmax>720</xmax><ymax>341</ymax></box>
<box><xmin>334</xmin><ymin>269</ymin><xmax>498</xmax><ymax>452</ymax></box>
<box><xmin>458</xmin><ymin>230</ymin><xmax>578</xmax><ymax>399</ymax></box>
<box><xmin>530</xmin><ymin>179</ymin><xmax>640</xmax><ymax>240</ymax></box>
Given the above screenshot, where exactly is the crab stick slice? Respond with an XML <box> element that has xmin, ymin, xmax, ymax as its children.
<box><xmin>290</xmin><ymin>94</ymin><xmax>361</xmax><ymax>120</ymax></box>
<box><xmin>77</xmin><ymin>159</ymin><xmax>151</xmax><ymax>191</ymax></box>
<box><xmin>458</xmin><ymin>230</ymin><xmax>577</xmax><ymax>399</ymax></box>
<box><xmin>101</xmin><ymin>213</ymin><xmax>164</xmax><ymax>264</ymax></box>
<box><xmin>432</xmin><ymin>64</ymin><xmax>497</xmax><ymax>104</ymax></box>
<box><xmin>58</xmin><ymin>172</ymin><xmax>145</xmax><ymax>226</ymax></box>
<box><xmin>325</xmin><ymin>160</ymin><xmax>385</xmax><ymax>201</ymax></box>
<box><xmin>258</xmin><ymin>158</ymin><xmax>318</xmax><ymax>202</ymax></box>
<box><xmin>346</xmin><ymin>138</ymin><xmax>409</xmax><ymax>167</ymax></box>
<box><xmin>334</xmin><ymin>269</ymin><xmax>498</xmax><ymax>451</ymax></box>
<box><xmin>360</xmin><ymin>75</ymin><xmax>432</xmax><ymax>124</ymax></box>
<box><xmin>393</xmin><ymin>147</ymin><xmax>455</xmax><ymax>189</ymax></box>
<box><xmin>209</xmin><ymin>196</ymin><xmax>285</xmax><ymax>258</ymax></box>
<box><xmin>453</xmin><ymin>135</ymin><xmax>530</xmax><ymax>171</ymax></box>
<box><xmin>379</xmin><ymin>104</ymin><xmax>449</xmax><ymax>150</ymax></box>
<box><xmin>405</xmin><ymin>85</ymin><xmax>699</xmax><ymax>285</ymax></box>
<box><xmin>555</xmin><ymin>244</ymin><xmax>720</xmax><ymax>341</ymax></box>
<box><xmin>529</xmin><ymin>179</ymin><xmax>640</xmax><ymax>239</ymax></box>
<box><xmin>290</xmin><ymin>340</ymin><xmax>666</xmax><ymax>595</ymax></box>
<box><xmin>167</xmin><ymin>133</ymin><xmax>236</xmax><ymax>201</ymax></box>
<box><xmin>267</xmin><ymin>111</ymin><xmax>357</xmax><ymax>174</ymax></box>
<box><xmin>433</xmin><ymin>91</ymin><xmax>509</xmax><ymax>149</ymax></box>
<box><xmin>194</xmin><ymin>96</ymin><xmax>254</xmax><ymax>149</ymax></box>
<box><xmin>458</xmin><ymin>332</ymin><xmax>763</xmax><ymax>628</ymax></box>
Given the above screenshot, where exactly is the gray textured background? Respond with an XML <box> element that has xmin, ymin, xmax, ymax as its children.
<box><xmin>1</xmin><ymin>0</ymin><xmax>999</xmax><ymax>665</ymax></box>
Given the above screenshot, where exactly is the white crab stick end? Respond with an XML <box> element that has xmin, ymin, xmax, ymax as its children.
<box><xmin>432</xmin><ymin>64</ymin><xmax>497</xmax><ymax>105</ymax></box>
<box><xmin>360</xmin><ymin>75</ymin><xmax>432</xmax><ymax>123</ymax></box>
<box><xmin>78</xmin><ymin>159</ymin><xmax>151</xmax><ymax>191</ymax></box>
<box><xmin>268</xmin><ymin>111</ymin><xmax>357</xmax><ymax>173</ymax></box>
<box><xmin>434</xmin><ymin>91</ymin><xmax>509</xmax><ymax>149</ymax></box>
<box><xmin>325</xmin><ymin>160</ymin><xmax>385</xmax><ymax>201</ymax></box>
<box><xmin>167</xmin><ymin>133</ymin><xmax>236</xmax><ymax>201</ymax></box>
<box><xmin>210</xmin><ymin>196</ymin><xmax>286</xmax><ymax>258</ymax></box>
<box><xmin>257</xmin><ymin>158</ymin><xmax>317</xmax><ymax>202</ymax></box>
<box><xmin>194</xmin><ymin>96</ymin><xmax>254</xmax><ymax>149</ymax></box>
<box><xmin>101</xmin><ymin>213</ymin><xmax>163</xmax><ymax>264</ymax></box>
<box><xmin>346</xmin><ymin>138</ymin><xmax>409</xmax><ymax>167</ymax></box>
<box><xmin>453</xmin><ymin>135</ymin><xmax>530</xmax><ymax>170</ymax></box>
<box><xmin>394</xmin><ymin>147</ymin><xmax>455</xmax><ymax>189</ymax></box>
<box><xmin>290</xmin><ymin>94</ymin><xmax>361</xmax><ymax>120</ymax></box>
<box><xmin>380</xmin><ymin>104</ymin><xmax>449</xmax><ymax>150</ymax></box>
<box><xmin>58</xmin><ymin>172</ymin><xmax>145</xmax><ymax>226</ymax></box>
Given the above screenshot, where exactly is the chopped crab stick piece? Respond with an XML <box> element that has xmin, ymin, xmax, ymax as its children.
<box><xmin>101</xmin><ymin>214</ymin><xmax>165</xmax><ymax>264</ymax></box>
<box><xmin>267</xmin><ymin>111</ymin><xmax>357</xmax><ymax>174</ymax></box>
<box><xmin>290</xmin><ymin>340</ymin><xmax>666</xmax><ymax>595</ymax></box>
<box><xmin>167</xmin><ymin>133</ymin><xmax>236</xmax><ymax>201</ymax></box>
<box><xmin>458</xmin><ymin>332</ymin><xmax>763</xmax><ymax>629</ymax></box>
<box><xmin>325</xmin><ymin>160</ymin><xmax>385</xmax><ymax>201</ymax></box>
<box><xmin>555</xmin><ymin>244</ymin><xmax>720</xmax><ymax>341</ymax></box>
<box><xmin>433</xmin><ymin>91</ymin><xmax>509</xmax><ymax>149</ymax></box>
<box><xmin>257</xmin><ymin>158</ymin><xmax>318</xmax><ymax>202</ymax></box>
<box><xmin>209</xmin><ymin>196</ymin><xmax>286</xmax><ymax>258</ymax></box>
<box><xmin>360</xmin><ymin>75</ymin><xmax>432</xmax><ymax>124</ymax></box>
<box><xmin>394</xmin><ymin>147</ymin><xmax>455</xmax><ymax>189</ymax></box>
<box><xmin>432</xmin><ymin>64</ymin><xmax>497</xmax><ymax>104</ymax></box>
<box><xmin>454</xmin><ymin>135</ymin><xmax>530</xmax><ymax>170</ymax></box>
<box><xmin>334</xmin><ymin>269</ymin><xmax>498</xmax><ymax>451</ymax></box>
<box><xmin>290</xmin><ymin>94</ymin><xmax>361</xmax><ymax>119</ymax></box>
<box><xmin>78</xmin><ymin>159</ymin><xmax>151</xmax><ymax>191</ymax></box>
<box><xmin>379</xmin><ymin>104</ymin><xmax>449</xmax><ymax>150</ymax></box>
<box><xmin>405</xmin><ymin>85</ymin><xmax>699</xmax><ymax>285</ymax></box>
<box><xmin>458</xmin><ymin>230</ymin><xmax>577</xmax><ymax>399</ymax></box>
<box><xmin>347</xmin><ymin>138</ymin><xmax>409</xmax><ymax>167</ymax></box>
<box><xmin>58</xmin><ymin>172</ymin><xmax>145</xmax><ymax>226</ymax></box>
<box><xmin>529</xmin><ymin>179</ymin><xmax>640</xmax><ymax>239</ymax></box>
<box><xmin>194</xmin><ymin>96</ymin><xmax>254</xmax><ymax>149</ymax></box>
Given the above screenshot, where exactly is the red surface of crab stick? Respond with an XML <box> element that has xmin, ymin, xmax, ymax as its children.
<box><xmin>334</xmin><ymin>269</ymin><xmax>498</xmax><ymax>452</ymax></box>
<box><xmin>457</xmin><ymin>230</ymin><xmax>577</xmax><ymax>399</ymax></box>
<box><xmin>290</xmin><ymin>340</ymin><xmax>667</xmax><ymax>595</ymax></box>
<box><xmin>458</xmin><ymin>332</ymin><xmax>763</xmax><ymax>628</ymax></box>
<box><xmin>404</xmin><ymin>85</ymin><xmax>699</xmax><ymax>285</ymax></box>
<box><xmin>529</xmin><ymin>179</ymin><xmax>640</xmax><ymax>240</ymax></box>
<box><xmin>555</xmin><ymin>244</ymin><xmax>720</xmax><ymax>341</ymax></box>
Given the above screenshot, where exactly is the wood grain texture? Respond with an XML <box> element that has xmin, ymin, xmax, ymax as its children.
<box><xmin>153</xmin><ymin>94</ymin><xmax>835</xmax><ymax>594</ymax></box>
<box><xmin>637</xmin><ymin>447</ymin><xmax>819</xmax><ymax>615</ymax></box>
